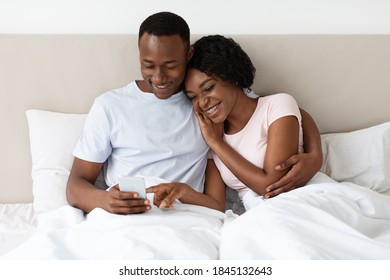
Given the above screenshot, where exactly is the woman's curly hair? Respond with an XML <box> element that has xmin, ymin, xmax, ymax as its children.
<box><xmin>188</xmin><ymin>35</ymin><xmax>256</xmax><ymax>88</ymax></box>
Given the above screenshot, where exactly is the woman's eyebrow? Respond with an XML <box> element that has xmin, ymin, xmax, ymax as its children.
<box><xmin>198</xmin><ymin>78</ymin><xmax>213</xmax><ymax>89</ymax></box>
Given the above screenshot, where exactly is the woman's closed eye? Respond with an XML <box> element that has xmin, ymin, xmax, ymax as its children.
<box><xmin>186</xmin><ymin>93</ymin><xmax>198</xmax><ymax>100</ymax></box>
<box><xmin>197</xmin><ymin>84</ymin><xmax>216</xmax><ymax>97</ymax></box>
<box><xmin>186</xmin><ymin>83</ymin><xmax>215</xmax><ymax>100</ymax></box>
<box><xmin>204</xmin><ymin>84</ymin><xmax>215</xmax><ymax>92</ymax></box>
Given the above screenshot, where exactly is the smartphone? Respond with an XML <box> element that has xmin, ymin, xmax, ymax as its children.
<box><xmin>118</xmin><ymin>176</ymin><xmax>146</xmax><ymax>198</ymax></box>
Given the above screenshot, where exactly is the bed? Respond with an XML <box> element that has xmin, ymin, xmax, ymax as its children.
<box><xmin>0</xmin><ymin>34</ymin><xmax>389</xmax><ymax>260</ymax></box>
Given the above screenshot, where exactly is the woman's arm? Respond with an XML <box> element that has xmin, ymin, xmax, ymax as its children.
<box><xmin>208</xmin><ymin>116</ymin><xmax>300</xmax><ymax>196</ymax></box>
<box><xmin>265</xmin><ymin>109</ymin><xmax>323</xmax><ymax>197</ymax></box>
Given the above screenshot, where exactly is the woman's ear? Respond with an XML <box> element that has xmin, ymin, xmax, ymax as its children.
<box><xmin>187</xmin><ymin>47</ymin><xmax>194</xmax><ymax>62</ymax></box>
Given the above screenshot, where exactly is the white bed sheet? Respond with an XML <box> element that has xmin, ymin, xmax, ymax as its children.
<box><xmin>1</xmin><ymin>195</ymin><xmax>227</xmax><ymax>260</ymax></box>
<box><xmin>2</xmin><ymin>174</ymin><xmax>390</xmax><ymax>260</ymax></box>
<box><xmin>0</xmin><ymin>203</ymin><xmax>37</xmax><ymax>256</ymax></box>
<box><xmin>220</xmin><ymin>173</ymin><xmax>390</xmax><ymax>259</ymax></box>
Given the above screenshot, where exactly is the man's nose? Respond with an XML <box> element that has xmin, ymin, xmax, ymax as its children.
<box><xmin>152</xmin><ymin>68</ymin><xmax>165</xmax><ymax>82</ymax></box>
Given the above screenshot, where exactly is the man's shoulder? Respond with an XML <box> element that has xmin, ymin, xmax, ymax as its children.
<box><xmin>95</xmin><ymin>82</ymin><xmax>135</xmax><ymax>102</ymax></box>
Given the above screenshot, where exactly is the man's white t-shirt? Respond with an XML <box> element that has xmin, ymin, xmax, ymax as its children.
<box><xmin>73</xmin><ymin>81</ymin><xmax>209</xmax><ymax>192</ymax></box>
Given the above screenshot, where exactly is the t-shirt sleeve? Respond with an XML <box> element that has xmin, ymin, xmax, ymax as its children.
<box><xmin>267</xmin><ymin>93</ymin><xmax>301</xmax><ymax>126</ymax></box>
<box><xmin>73</xmin><ymin>99</ymin><xmax>112</xmax><ymax>163</ymax></box>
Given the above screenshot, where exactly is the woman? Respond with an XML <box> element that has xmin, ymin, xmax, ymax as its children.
<box><xmin>147</xmin><ymin>35</ymin><xmax>321</xmax><ymax>211</ymax></box>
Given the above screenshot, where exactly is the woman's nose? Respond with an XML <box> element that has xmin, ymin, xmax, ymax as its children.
<box><xmin>198</xmin><ymin>94</ymin><xmax>209</xmax><ymax>108</ymax></box>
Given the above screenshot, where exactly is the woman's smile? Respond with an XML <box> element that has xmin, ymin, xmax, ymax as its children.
<box><xmin>205</xmin><ymin>103</ymin><xmax>221</xmax><ymax>117</ymax></box>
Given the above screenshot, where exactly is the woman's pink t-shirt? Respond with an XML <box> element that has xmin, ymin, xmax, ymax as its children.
<box><xmin>212</xmin><ymin>93</ymin><xmax>304</xmax><ymax>199</ymax></box>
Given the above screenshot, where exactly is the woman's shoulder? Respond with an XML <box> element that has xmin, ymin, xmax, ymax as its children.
<box><xmin>258</xmin><ymin>93</ymin><xmax>300</xmax><ymax>116</ymax></box>
<box><xmin>257</xmin><ymin>93</ymin><xmax>296</xmax><ymax>106</ymax></box>
<box><xmin>260</xmin><ymin>93</ymin><xmax>296</xmax><ymax>102</ymax></box>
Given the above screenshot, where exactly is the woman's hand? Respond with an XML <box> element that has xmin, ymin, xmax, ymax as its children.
<box><xmin>264</xmin><ymin>152</ymin><xmax>323</xmax><ymax>198</ymax></box>
<box><xmin>194</xmin><ymin>110</ymin><xmax>224</xmax><ymax>148</ymax></box>
<box><xmin>146</xmin><ymin>183</ymin><xmax>191</xmax><ymax>208</ymax></box>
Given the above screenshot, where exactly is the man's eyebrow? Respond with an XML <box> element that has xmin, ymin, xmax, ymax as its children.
<box><xmin>164</xmin><ymin>60</ymin><xmax>178</xmax><ymax>64</ymax></box>
<box><xmin>142</xmin><ymin>59</ymin><xmax>151</xmax><ymax>63</ymax></box>
<box><xmin>142</xmin><ymin>59</ymin><xmax>177</xmax><ymax>64</ymax></box>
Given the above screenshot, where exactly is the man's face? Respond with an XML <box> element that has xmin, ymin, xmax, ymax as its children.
<box><xmin>139</xmin><ymin>33</ymin><xmax>190</xmax><ymax>99</ymax></box>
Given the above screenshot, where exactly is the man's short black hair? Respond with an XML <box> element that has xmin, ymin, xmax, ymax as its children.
<box><xmin>138</xmin><ymin>11</ymin><xmax>190</xmax><ymax>47</ymax></box>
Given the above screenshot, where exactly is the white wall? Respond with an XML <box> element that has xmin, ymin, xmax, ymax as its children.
<box><xmin>0</xmin><ymin>0</ymin><xmax>389</xmax><ymax>34</ymax></box>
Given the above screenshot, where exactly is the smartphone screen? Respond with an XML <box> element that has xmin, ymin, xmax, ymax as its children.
<box><xmin>118</xmin><ymin>176</ymin><xmax>146</xmax><ymax>198</ymax></box>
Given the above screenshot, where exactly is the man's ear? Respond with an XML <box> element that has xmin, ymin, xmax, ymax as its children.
<box><xmin>187</xmin><ymin>47</ymin><xmax>194</xmax><ymax>62</ymax></box>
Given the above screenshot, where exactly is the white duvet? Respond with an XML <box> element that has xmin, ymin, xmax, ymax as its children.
<box><xmin>220</xmin><ymin>173</ymin><xmax>390</xmax><ymax>259</ymax></box>
<box><xmin>0</xmin><ymin>203</ymin><xmax>37</xmax><ymax>256</ymax></box>
<box><xmin>2</xmin><ymin>173</ymin><xmax>390</xmax><ymax>260</ymax></box>
<box><xmin>2</xmin><ymin>198</ymin><xmax>225</xmax><ymax>260</ymax></box>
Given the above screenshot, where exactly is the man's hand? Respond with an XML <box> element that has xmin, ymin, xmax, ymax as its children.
<box><xmin>264</xmin><ymin>153</ymin><xmax>322</xmax><ymax>198</ymax></box>
<box><xmin>146</xmin><ymin>183</ymin><xmax>189</xmax><ymax>208</ymax></box>
<box><xmin>103</xmin><ymin>185</ymin><xmax>151</xmax><ymax>214</ymax></box>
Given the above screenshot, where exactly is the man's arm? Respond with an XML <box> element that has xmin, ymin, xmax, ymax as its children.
<box><xmin>66</xmin><ymin>157</ymin><xmax>151</xmax><ymax>214</ymax></box>
<box><xmin>146</xmin><ymin>159</ymin><xmax>227</xmax><ymax>212</ymax></box>
<box><xmin>264</xmin><ymin>109</ymin><xmax>323</xmax><ymax>198</ymax></box>
<box><xmin>300</xmin><ymin>108</ymin><xmax>323</xmax><ymax>161</ymax></box>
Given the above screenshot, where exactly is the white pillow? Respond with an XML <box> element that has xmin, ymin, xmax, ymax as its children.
<box><xmin>320</xmin><ymin>121</ymin><xmax>390</xmax><ymax>193</ymax></box>
<box><xmin>26</xmin><ymin>110</ymin><xmax>86</xmax><ymax>214</ymax></box>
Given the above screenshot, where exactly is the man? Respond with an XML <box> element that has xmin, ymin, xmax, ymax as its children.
<box><xmin>66</xmin><ymin>11</ymin><xmax>322</xmax><ymax>214</ymax></box>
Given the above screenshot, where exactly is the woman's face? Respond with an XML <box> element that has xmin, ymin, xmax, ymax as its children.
<box><xmin>185</xmin><ymin>68</ymin><xmax>237</xmax><ymax>123</ymax></box>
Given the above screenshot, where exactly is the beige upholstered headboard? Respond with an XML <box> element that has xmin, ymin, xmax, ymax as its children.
<box><xmin>1</xmin><ymin>35</ymin><xmax>389</xmax><ymax>203</ymax></box>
